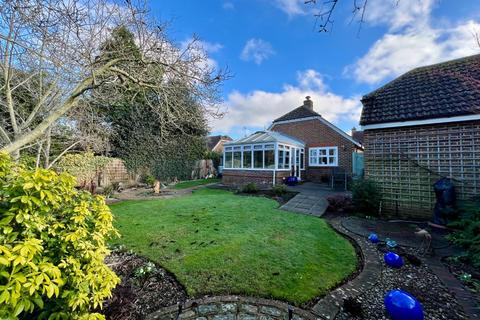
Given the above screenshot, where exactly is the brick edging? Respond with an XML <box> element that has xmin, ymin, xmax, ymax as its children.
<box><xmin>145</xmin><ymin>295</ymin><xmax>323</xmax><ymax>320</ymax></box>
<box><xmin>311</xmin><ymin>217</ymin><xmax>382</xmax><ymax>319</ymax></box>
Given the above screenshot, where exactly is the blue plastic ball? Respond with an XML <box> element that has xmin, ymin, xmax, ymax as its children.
<box><xmin>368</xmin><ymin>233</ymin><xmax>379</xmax><ymax>243</ymax></box>
<box><xmin>384</xmin><ymin>252</ymin><xmax>404</xmax><ymax>268</ymax></box>
<box><xmin>384</xmin><ymin>290</ymin><xmax>424</xmax><ymax>320</ymax></box>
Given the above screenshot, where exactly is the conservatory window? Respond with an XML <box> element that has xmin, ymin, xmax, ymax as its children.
<box><xmin>254</xmin><ymin>149</ymin><xmax>263</xmax><ymax>168</ymax></box>
<box><xmin>243</xmin><ymin>146</ymin><xmax>252</xmax><ymax>168</ymax></box>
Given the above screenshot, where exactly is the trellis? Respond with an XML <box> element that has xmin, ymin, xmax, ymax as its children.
<box><xmin>364</xmin><ymin>121</ymin><xmax>480</xmax><ymax>218</ymax></box>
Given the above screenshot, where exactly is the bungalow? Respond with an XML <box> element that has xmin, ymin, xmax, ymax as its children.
<box><xmin>360</xmin><ymin>54</ymin><xmax>480</xmax><ymax>219</ymax></box>
<box><xmin>222</xmin><ymin>97</ymin><xmax>364</xmax><ymax>187</ymax></box>
<box><xmin>206</xmin><ymin>135</ymin><xmax>232</xmax><ymax>153</ymax></box>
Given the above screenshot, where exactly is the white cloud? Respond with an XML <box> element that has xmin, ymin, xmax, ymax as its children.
<box><xmin>347</xmin><ymin>0</ymin><xmax>480</xmax><ymax>84</ymax></box>
<box><xmin>364</xmin><ymin>0</ymin><xmax>435</xmax><ymax>31</ymax></box>
<box><xmin>222</xmin><ymin>2</ymin><xmax>234</xmax><ymax>10</ymax></box>
<box><xmin>274</xmin><ymin>0</ymin><xmax>306</xmax><ymax>17</ymax></box>
<box><xmin>240</xmin><ymin>38</ymin><xmax>275</xmax><ymax>65</ymax></box>
<box><xmin>210</xmin><ymin>70</ymin><xmax>361</xmax><ymax>137</ymax></box>
<box><xmin>181</xmin><ymin>38</ymin><xmax>223</xmax><ymax>71</ymax></box>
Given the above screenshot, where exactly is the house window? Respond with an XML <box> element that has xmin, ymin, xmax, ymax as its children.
<box><xmin>264</xmin><ymin>150</ymin><xmax>275</xmax><ymax>169</ymax></box>
<box><xmin>225</xmin><ymin>152</ymin><xmax>233</xmax><ymax>168</ymax></box>
<box><xmin>233</xmin><ymin>151</ymin><xmax>242</xmax><ymax>168</ymax></box>
<box><xmin>243</xmin><ymin>147</ymin><xmax>252</xmax><ymax>168</ymax></box>
<box><xmin>253</xmin><ymin>149</ymin><xmax>263</xmax><ymax>168</ymax></box>
<box><xmin>300</xmin><ymin>149</ymin><xmax>305</xmax><ymax>169</ymax></box>
<box><xmin>278</xmin><ymin>150</ymin><xmax>285</xmax><ymax>169</ymax></box>
<box><xmin>309</xmin><ymin>147</ymin><xmax>338</xmax><ymax>167</ymax></box>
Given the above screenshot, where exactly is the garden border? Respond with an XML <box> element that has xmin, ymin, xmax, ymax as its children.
<box><xmin>145</xmin><ymin>295</ymin><xmax>322</xmax><ymax>320</ymax></box>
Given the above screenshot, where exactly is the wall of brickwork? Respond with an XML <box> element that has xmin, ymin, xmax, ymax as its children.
<box><xmin>364</xmin><ymin>120</ymin><xmax>480</xmax><ymax>219</ymax></box>
<box><xmin>222</xmin><ymin>170</ymin><xmax>291</xmax><ymax>188</ymax></box>
<box><xmin>271</xmin><ymin>119</ymin><xmax>360</xmax><ymax>182</ymax></box>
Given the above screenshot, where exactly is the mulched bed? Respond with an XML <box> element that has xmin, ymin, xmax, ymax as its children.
<box><xmin>336</xmin><ymin>245</ymin><xmax>468</xmax><ymax>320</ymax></box>
<box><xmin>101</xmin><ymin>251</ymin><xmax>187</xmax><ymax>320</ymax></box>
<box><xmin>442</xmin><ymin>257</ymin><xmax>480</xmax><ymax>304</ymax></box>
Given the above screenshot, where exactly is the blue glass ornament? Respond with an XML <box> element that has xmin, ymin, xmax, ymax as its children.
<box><xmin>384</xmin><ymin>290</ymin><xmax>424</xmax><ymax>320</ymax></box>
<box><xmin>368</xmin><ymin>233</ymin><xmax>379</xmax><ymax>243</ymax></box>
<box><xmin>384</xmin><ymin>252</ymin><xmax>404</xmax><ymax>268</ymax></box>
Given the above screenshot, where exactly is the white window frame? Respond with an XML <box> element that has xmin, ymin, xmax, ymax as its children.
<box><xmin>222</xmin><ymin>142</ymin><xmax>302</xmax><ymax>171</ymax></box>
<box><xmin>309</xmin><ymin>147</ymin><xmax>338</xmax><ymax>167</ymax></box>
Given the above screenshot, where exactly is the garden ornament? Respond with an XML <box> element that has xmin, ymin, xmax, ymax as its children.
<box><xmin>384</xmin><ymin>251</ymin><xmax>404</xmax><ymax>268</ymax></box>
<box><xmin>414</xmin><ymin>227</ymin><xmax>432</xmax><ymax>256</ymax></box>
<box><xmin>386</xmin><ymin>238</ymin><xmax>397</xmax><ymax>249</ymax></box>
<box><xmin>384</xmin><ymin>290</ymin><xmax>424</xmax><ymax>320</ymax></box>
<box><xmin>368</xmin><ymin>233</ymin><xmax>379</xmax><ymax>243</ymax></box>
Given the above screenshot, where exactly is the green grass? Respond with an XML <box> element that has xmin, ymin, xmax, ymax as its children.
<box><xmin>173</xmin><ymin>178</ymin><xmax>220</xmax><ymax>189</ymax></box>
<box><xmin>109</xmin><ymin>189</ymin><xmax>357</xmax><ymax>305</ymax></box>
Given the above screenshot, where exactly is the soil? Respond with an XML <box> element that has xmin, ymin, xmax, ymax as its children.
<box><xmin>442</xmin><ymin>257</ymin><xmax>480</xmax><ymax>304</ymax></box>
<box><xmin>101</xmin><ymin>251</ymin><xmax>187</xmax><ymax>320</ymax></box>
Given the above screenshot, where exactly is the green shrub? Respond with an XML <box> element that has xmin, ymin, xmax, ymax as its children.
<box><xmin>103</xmin><ymin>184</ymin><xmax>115</xmax><ymax>198</ymax></box>
<box><xmin>141</xmin><ymin>174</ymin><xmax>156</xmax><ymax>186</ymax></box>
<box><xmin>351</xmin><ymin>178</ymin><xmax>381</xmax><ymax>216</ymax></box>
<box><xmin>241</xmin><ymin>183</ymin><xmax>259</xmax><ymax>194</ymax></box>
<box><xmin>272</xmin><ymin>184</ymin><xmax>287</xmax><ymax>196</ymax></box>
<box><xmin>448</xmin><ymin>199</ymin><xmax>480</xmax><ymax>268</ymax></box>
<box><xmin>0</xmin><ymin>153</ymin><xmax>120</xmax><ymax>319</ymax></box>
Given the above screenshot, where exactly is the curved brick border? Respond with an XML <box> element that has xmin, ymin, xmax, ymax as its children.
<box><xmin>145</xmin><ymin>295</ymin><xmax>322</xmax><ymax>320</ymax></box>
<box><xmin>311</xmin><ymin>216</ymin><xmax>382</xmax><ymax>320</ymax></box>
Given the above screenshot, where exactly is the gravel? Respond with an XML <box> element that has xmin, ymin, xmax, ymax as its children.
<box><xmin>336</xmin><ymin>246</ymin><xmax>468</xmax><ymax>320</ymax></box>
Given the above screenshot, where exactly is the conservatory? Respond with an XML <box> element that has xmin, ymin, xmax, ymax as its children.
<box><xmin>222</xmin><ymin>131</ymin><xmax>305</xmax><ymax>186</ymax></box>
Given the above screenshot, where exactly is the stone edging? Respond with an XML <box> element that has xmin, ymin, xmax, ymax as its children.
<box><xmin>311</xmin><ymin>217</ymin><xmax>382</xmax><ymax>319</ymax></box>
<box><xmin>145</xmin><ymin>295</ymin><xmax>323</xmax><ymax>320</ymax></box>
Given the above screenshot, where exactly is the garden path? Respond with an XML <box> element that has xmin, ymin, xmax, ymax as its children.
<box><xmin>280</xmin><ymin>182</ymin><xmax>349</xmax><ymax>216</ymax></box>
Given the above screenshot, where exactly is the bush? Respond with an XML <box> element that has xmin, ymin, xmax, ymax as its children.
<box><xmin>272</xmin><ymin>185</ymin><xmax>287</xmax><ymax>196</ymax></box>
<box><xmin>0</xmin><ymin>153</ymin><xmax>120</xmax><ymax>319</ymax></box>
<box><xmin>351</xmin><ymin>178</ymin><xmax>381</xmax><ymax>216</ymax></box>
<box><xmin>141</xmin><ymin>174</ymin><xmax>156</xmax><ymax>186</ymax></box>
<box><xmin>327</xmin><ymin>194</ymin><xmax>353</xmax><ymax>213</ymax></box>
<box><xmin>103</xmin><ymin>184</ymin><xmax>115</xmax><ymax>198</ymax></box>
<box><xmin>448</xmin><ymin>199</ymin><xmax>480</xmax><ymax>268</ymax></box>
<box><xmin>241</xmin><ymin>183</ymin><xmax>259</xmax><ymax>194</ymax></box>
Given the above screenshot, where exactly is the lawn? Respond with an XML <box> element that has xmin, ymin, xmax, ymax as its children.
<box><xmin>109</xmin><ymin>189</ymin><xmax>357</xmax><ymax>305</ymax></box>
<box><xmin>173</xmin><ymin>178</ymin><xmax>220</xmax><ymax>189</ymax></box>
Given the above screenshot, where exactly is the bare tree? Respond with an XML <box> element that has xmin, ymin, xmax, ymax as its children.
<box><xmin>0</xmin><ymin>0</ymin><xmax>227</xmax><ymax>158</ymax></box>
<box><xmin>305</xmin><ymin>0</ymin><xmax>371</xmax><ymax>33</ymax></box>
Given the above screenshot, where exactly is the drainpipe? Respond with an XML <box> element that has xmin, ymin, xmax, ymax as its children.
<box><xmin>272</xmin><ymin>169</ymin><xmax>276</xmax><ymax>186</ymax></box>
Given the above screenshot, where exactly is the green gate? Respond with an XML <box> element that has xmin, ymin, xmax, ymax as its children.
<box><xmin>352</xmin><ymin>152</ymin><xmax>364</xmax><ymax>178</ymax></box>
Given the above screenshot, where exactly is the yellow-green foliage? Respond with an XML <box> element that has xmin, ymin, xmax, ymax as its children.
<box><xmin>0</xmin><ymin>153</ymin><xmax>120</xmax><ymax>319</ymax></box>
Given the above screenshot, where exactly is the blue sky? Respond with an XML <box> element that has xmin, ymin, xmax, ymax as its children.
<box><xmin>150</xmin><ymin>0</ymin><xmax>480</xmax><ymax>139</ymax></box>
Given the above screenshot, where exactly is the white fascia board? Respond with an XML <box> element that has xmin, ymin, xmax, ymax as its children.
<box><xmin>361</xmin><ymin>114</ymin><xmax>480</xmax><ymax>130</ymax></box>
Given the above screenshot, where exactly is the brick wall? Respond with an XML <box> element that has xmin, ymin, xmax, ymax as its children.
<box><xmin>222</xmin><ymin>170</ymin><xmax>291</xmax><ymax>188</ymax></box>
<box><xmin>364</xmin><ymin>120</ymin><xmax>480</xmax><ymax>219</ymax></box>
<box><xmin>271</xmin><ymin>119</ymin><xmax>360</xmax><ymax>182</ymax></box>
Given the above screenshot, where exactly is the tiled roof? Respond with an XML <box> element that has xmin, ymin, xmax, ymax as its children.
<box><xmin>352</xmin><ymin>130</ymin><xmax>364</xmax><ymax>145</ymax></box>
<box><xmin>360</xmin><ymin>54</ymin><xmax>480</xmax><ymax>126</ymax></box>
<box><xmin>273</xmin><ymin>105</ymin><xmax>320</xmax><ymax>123</ymax></box>
<box><xmin>206</xmin><ymin>135</ymin><xmax>232</xmax><ymax>150</ymax></box>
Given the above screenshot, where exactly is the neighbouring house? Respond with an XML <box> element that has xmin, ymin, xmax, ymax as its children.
<box><xmin>222</xmin><ymin>96</ymin><xmax>364</xmax><ymax>187</ymax></box>
<box><xmin>206</xmin><ymin>135</ymin><xmax>233</xmax><ymax>153</ymax></box>
<box><xmin>360</xmin><ymin>54</ymin><xmax>480</xmax><ymax>219</ymax></box>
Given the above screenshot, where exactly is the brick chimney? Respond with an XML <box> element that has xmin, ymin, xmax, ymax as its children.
<box><xmin>303</xmin><ymin>96</ymin><xmax>313</xmax><ymax>110</ymax></box>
